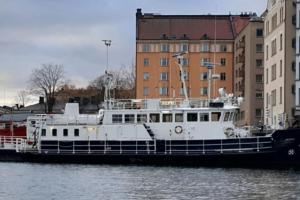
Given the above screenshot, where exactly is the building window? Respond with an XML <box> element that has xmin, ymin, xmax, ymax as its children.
<box><xmin>112</xmin><ymin>114</ymin><xmax>123</xmax><ymax>123</ymax></box>
<box><xmin>271</xmin><ymin>64</ymin><xmax>276</xmax><ymax>81</ymax></box>
<box><xmin>144</xmin><ymin>58</ymin><xmax>150</xmax><ymax>66</ymax></box>
<box><xmin>200</xmin><ymin>87</ymin><xmax>208</xmax><ymax>96</ymax></box>
<box><xmin>159</xmin><ymin>87</ymin><xmax>168</xmax><ymax>96</ymax></box>
<box><xmin>292</xmin><ymin>61</ymin><xmax>296</xmax><ymax>72</ymax></box>
<box><xmin>160</xmin><ymin>44</ymin><xmax>170</xmax><ymax>52</ymax></box>
<box><xmin>200</xmin><ymin>72</ymin><xmax>208</xmax><ymax>80</ymax></box>
<box><xmin>266</xmin><ymin>69</ymin><xmax>269</xmax><ymax>84</ymax></box>
<box><xmin>142</xmin><ymin>44</ymin><xmax>150</xmax><ymax>52</ymax></box>
<box><xmin>183</xmin><ymin>71</ymin><xmax>189</xmax><ymax>81</ymax></box>
<box><xmin>160</xmin><ymin>58</ymin><xmax>169</xmax><ymax>67</ymax></box>
<box><xmin>63</xmin><ymin>129</ymin><xmax>68</xmax><ymax>137</ymax></box>
<box><xmin>280</xmin><ymin>7</ymin><xmax>284</xmax><ymax>23</ymax></box>
<box><xmin>220</xmin><ymin>58</ymin><xmax>226</xmax><ymax>66</ymax></box>
<box><xmin>256</xmin><ymin>29</ymin><xmax>263</xmax><ymax>37</ymax></box>
<box><xmin>280</xmin><ymin>86</ymin><xmax>282</xmax><ymax>104</ymax></box>
<box><xmin>160</xmin><ymin>72</ymin><xmax>168</xmax><ymax>81</ymax></box>
<box><xmin>74</xmin><ymin>129</ymin><xmax>79</xmax><ymax>137</ymax></box>
<box><xmin>292</xmin><ymin>15</ymin><xmax>296</xmax><ymax>26</ymax></box>
<box><xmin>143</xmin><ymin>72</ymin><xmax>150</xmax><ymax>80</ymax></box>
<box><xmin>255</xmin><ymin>109</ymin><xmax>263</xmax><ymax>118</ymax></box>
<box><xmin>271</xmin><ymin>89</ymin><xmax>276</xmax><ymax>106</ymax></box>
<box><xmin>292</xmin><ymin>38</ymin><xmax>296</xmax><ymax>49</ymax></box>
<box><xmin>280</xmin><ymin>60</ymin><xmax>282</xmax><ymax>77</ymax></box>
<box><xmin>256</xmin><ymin>59</ymin><xmax>263</xmax><ymax>68</ymax></box>
<box><xmin>201</xmin><ymin>58</ymin><xmax>211</xmax><ymax>67</ymax></box>
<box><xmin>271</xmin><ymin>39</ymin><xmax>277</xmax><ymax>56</ymax></box>
<box><xmin>266</xmin><ymin>45</ymin><xmax>269</xmax><ymax>60</ymax></box>
<box><xmin>256</xmin><ymin>44</ymin><xmax>263</xmax><ymax>53</ymax></box>
<box><xmin>201</xmin><ymin>43</ymin><xmax>210</xmax><ymax>52</ymax></box>
<box><xmin>292</xmin><ymin>84</ymin><xmax>295</xmax><ymax>95</ymax></box>
<box><xmin>220</xmin><ymin>73</ymin><xmax>226</xmax><ymax>81</ymax></box>
<box><xmin>256</xmin><ymin>91</ymin><xmax>263</xmax><ymax>99</ymax></box>
<box><xmin>52</xmin><ymin>129</ymin><xmax>57</xmax><ymax>137</ymax></box>
<box><xmin>182</xmin><ymin>58</ymin><xmax>189</xmax><ymax>67</ymax></box>
<box><xmin>180</xmin><ymin>44</ymin><xmax>189</xmax><ymax>52</ymax></box>
<box><xmin>143</xmin><ymin>87</ymin><xmax>149</xmax><ymax>96</ymax></box>
<box><xmin>41</xmin><ymin>129</ymin><xmax>46</xmax><ymax>137</ymax></box>
<box><xmin>125</xmin><ymin>114</ymin><xmax>135</xmax><ymax>123</ymax></box>
<box><xmin>266</xmin><ymin>21</ymin><xmax>269</xmax><ymax>35</ymax></box>
<box><xmin>280</xmin><ymin>34</ymin><xmax>283</xmax><ymax>50</ymax></box>
<box><xmin>271</xmin><ymin>13</ymin><xmax>277</xmax><ymax>31</ymax></box>
<box><xmin>256</xmin><ymin>74</ymin><xmax>263</xmax><ymax>83</ymax></box>
<box><xmin>220</xmin><ymin>44</ymin><xmax>227</xmax><ymax>52</ymax></box>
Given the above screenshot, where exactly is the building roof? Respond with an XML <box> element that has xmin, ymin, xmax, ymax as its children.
<box><xmin>136</xmin><ymin>9</ymin><xmax>253</xmax><ymax>40</ymax></box>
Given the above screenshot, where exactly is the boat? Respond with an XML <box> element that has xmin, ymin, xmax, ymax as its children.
<box><xmin>9</xmin><ymin>53</ymin><xmax>300</xmax><ymax>168</ymax></box>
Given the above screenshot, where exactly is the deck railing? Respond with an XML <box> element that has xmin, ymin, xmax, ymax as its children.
<box><xmin>0</xmin><ymin>136</ymin><xmax>26</xmax><ymax>150</ymax></box>
<box><xmin>16</xmin><ymin>137</ymin><xmax>273</xmax><ymax>155</ymax></box>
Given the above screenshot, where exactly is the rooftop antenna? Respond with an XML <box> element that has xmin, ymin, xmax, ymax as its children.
<box><xmin>173</xmin><ymin>51</ymin><xmax>190</xmax><ymax>107</ymax></box>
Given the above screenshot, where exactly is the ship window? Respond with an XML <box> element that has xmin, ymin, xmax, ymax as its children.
<box><xmin>229</xmin><ymin>112</ymin><xmax>235</xmax><ymax>121</ymax></box>
<box><xmin>224</xmin><ymin>112</ymin><xmax>230</xmax><ymax>122</ymax></box>
<box><xmin>125</xmin><ymin>114</ymin><xmax>135</xmax><ymax>123</ymax></box>
<box><xmin>41</xmin><ymin>129</ymin><xmax>46</xmax><ymax>137</ymax></box>
<box><xmin>137</xmin><ymin>114</ymin><xmax>147</xmax><ymax>123</ymax></box>
<box><xmin>63</xmin><ymin>129</ymin><xmax>68</xmax><ymax>137</ymax></box>
<box><xmin>74</xmin><ymin>129</ymin><xmax>79</xmax><ymax>137</ymax></box>
<box><xmin>175</xmin><ymin>113</ymin><xmax>183</xmax><ymax>122</ymax></box>
<box><xmin>150</xmin><ymin>113</ymin><xmax>160</xmax><ymax>123</ymax></box>
<box><xmin>163</xmin><ymin>114</ymin><xmax>172</xmax><ymax>122</ymax></box>
<box><xmin>200</xmin><ymin>113</ymin><xmax>209</xmax><ymax>122</ymax></box>
<box><xmin>112</xmin><ymin>114</ymin><xmax>123</xmax><ymax>123</ymax></box>
<box><xmin>52</xmin><ymin>129</ymin><xmax>57</xmax><ymax>137</ymax></box>
<box><xmin>211</xmin><ymin>112</ymin><xmax>221</xmax><ymax>122</ymax></box>
<box><xmin>187</xmin><ymin>113</ymin><xmax>198</xmax><ymax>122</ymax></box>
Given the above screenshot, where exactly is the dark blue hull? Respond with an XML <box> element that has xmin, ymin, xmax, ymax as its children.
<box><xmin>2</xmin><ymin>129</ymin><xmax>300</xmax><ymax>168</ymax></box>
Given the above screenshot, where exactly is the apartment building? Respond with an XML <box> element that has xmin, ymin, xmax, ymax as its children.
<box><xmin>136</xmin><ymin>9</ymin><xmax>252</xmax><ymax>99</ymax></box>
<box><xmin>296</xmin><ymin>0</ymin><xmax>300</xmax><ymax>121</ymax></box>
<box><xmin>264</xmin><ymin>0</ymin><xmax>296</xmax><ymax>129</ymax></box>
<box><xmin>234</xmin><ymin>17</ymin><xmax>264</xmax><ymax>126</ymax></box>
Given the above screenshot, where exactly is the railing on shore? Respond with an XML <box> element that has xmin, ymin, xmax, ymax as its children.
<box><xmin>0</xmin><ymin>136</ymin><xmax>26</xmax><ymax>150</ymax></box>
<box><xmin>16</xmin><ymin>137</ymin><xmax>273</xmax><ymax>155</ymax></box>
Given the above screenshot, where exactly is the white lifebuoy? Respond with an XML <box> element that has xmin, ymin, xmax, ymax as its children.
<box><xmin>175</xmin><ymin>126</ymin><xmax>183</xmax><ymax>134</ymax></box>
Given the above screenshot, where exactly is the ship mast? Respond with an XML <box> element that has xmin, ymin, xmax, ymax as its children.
<box><xmin>173</xmin><ymin>52</ymin><xmax>190</xmax><ymax>107</ymax></box>
<box><xmin>102</xmin><ymin>39</ymin><xmax>112</xmax><ymax>109</ymax></box>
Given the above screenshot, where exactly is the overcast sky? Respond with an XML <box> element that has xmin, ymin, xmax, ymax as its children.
<box><xmin>0</xmin><ymin>0</ymin><xmax>267</xmax><ymax>106</ymax></box>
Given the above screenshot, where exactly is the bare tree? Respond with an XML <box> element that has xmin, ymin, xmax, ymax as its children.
<box><xmin>89</xmin><ymin>65</ymin><xmax>136</xmax><ymax>100</ymax></box>
<box><xmin>29</xmin><ymin>64</ymin><xmax>65</xmax><ymax>113</ymax></box>
<box><xmin>15</xmin><ymin>90</ymin><xmax>30</xmax><ymax>107</ymax></box>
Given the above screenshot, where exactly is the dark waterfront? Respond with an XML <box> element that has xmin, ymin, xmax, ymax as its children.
<box><xmin>0</xmin><ymin>163</ymin><xmax>300</xmax><ymax>200</ymax></box>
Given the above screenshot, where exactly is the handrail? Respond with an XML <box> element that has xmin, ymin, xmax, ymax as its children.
<box><xmin>16</xmin><ymin>137</ymin><xmax>273</xmax><ymax>155</ymax></box>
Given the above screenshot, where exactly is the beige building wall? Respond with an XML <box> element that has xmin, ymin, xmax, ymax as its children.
<box><xmin>136</xmin><ymin>41</ymin><xmax>234</xmax><ymax>99</ymax></box>
<box><xmin>264</xmin><ymin>0</ymin><xmax>296</xmax><ymax>129</ymax></box>
<box><xmin>234</xmin><ymin>18</ymin><xmax>264</xmax><ymax>126</ymax></box>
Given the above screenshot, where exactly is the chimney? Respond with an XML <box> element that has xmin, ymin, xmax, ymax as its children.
<box><xmin>136</xmin><ymin>8</ymin><xmax>142</xmax><ymax>19</ymax></box>
<box><xmin>136</xmin><ymin>8</ymin><xmax>142</xmax><ymax>40</ymax></box>
<box><xmin>39</xmin><ymin>97</ymin><xmax>44</xmax><ymax>104</ymax></box>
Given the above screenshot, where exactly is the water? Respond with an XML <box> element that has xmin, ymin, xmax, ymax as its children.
<box><xmin>0</xmin><ymin>163</ymin><xmax>300</xmax><ymax>200</ymax></box>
